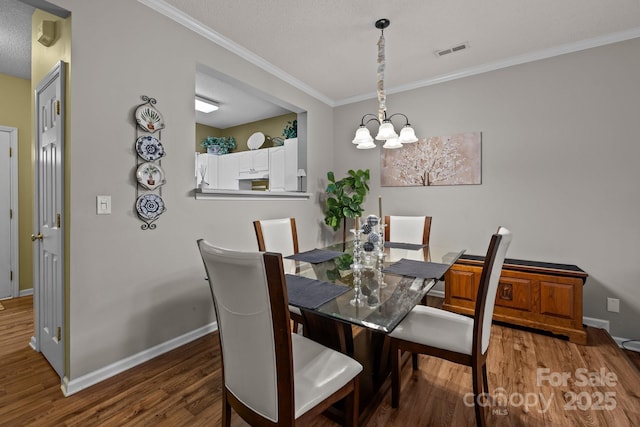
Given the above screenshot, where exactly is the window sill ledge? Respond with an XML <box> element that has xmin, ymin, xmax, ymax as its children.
<box><xmin>196</xmin><ymin>188</ymin><xmax>311</xmax><ymax>201</ymax></box>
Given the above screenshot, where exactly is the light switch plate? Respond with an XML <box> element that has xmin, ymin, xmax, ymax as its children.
<box><xmin>97</xmin><ymin>195</ymin><xmax>111</xmax><ymax>215</ymax></box>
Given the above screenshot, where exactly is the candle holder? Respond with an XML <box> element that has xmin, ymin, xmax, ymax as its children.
<box><xmin>376</xmin><ymin>222</ymin><xmax>387</xmax><ymax>287</ymax></box>
<box><xmin>350</xmin><ymin>228</ymin><xmax>366</xmax><ymax>307</ymax></box>
<box><xmin>367</xmin><ymin>273</ymin><xmax>380</xmax><ymax>308</ymax></box>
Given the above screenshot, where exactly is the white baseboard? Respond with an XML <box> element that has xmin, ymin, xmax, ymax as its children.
<box><xmin>19</xmin><ymin>288</ymin><xmax>33</xmax><ymax>297</ymax></box>
<box><xmin>613</xmin><ymin>336</ymin><xmax>640</xmax><ymax>353</ymax></box>
<box><xmin>583</xmin><ymin>316</ymin><xmax>610</xmax><ymax>332</ymax></box>
<box><xmin>61</xmin><ymin>321</ymin><xmax>218</xmax><ymax>396</ymax></box>
<box><xmin>427</xmin><ymin>289</ymin><xmax>445</xmax><ymax>299</ymax></box>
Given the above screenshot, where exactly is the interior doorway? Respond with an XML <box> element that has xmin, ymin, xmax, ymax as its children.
<box><xmin>0</xmin><ymin>126</ymin><xmax>19</xmax><ymax>299</ymax></box>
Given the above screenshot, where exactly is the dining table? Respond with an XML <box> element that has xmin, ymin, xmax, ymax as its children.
<box><xmin>283</xmin><ymin>241</ymin><xmax>465</xmax><ymax>425</ymax></box>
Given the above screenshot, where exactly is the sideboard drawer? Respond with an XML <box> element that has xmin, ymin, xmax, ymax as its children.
<box><xmin>496</xmin><ymin>276</ymin><xmax>532</xmax><ymax>312</ymax></box>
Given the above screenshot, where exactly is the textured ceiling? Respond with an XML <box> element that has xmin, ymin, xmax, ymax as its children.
<box><xmin>0</xmin><ymin>0</ymin><xmax>35</xmax><ymax>80</ymax></box>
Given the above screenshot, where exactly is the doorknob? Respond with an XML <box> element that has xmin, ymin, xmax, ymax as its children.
<box><xmin>31</xmin><ymin>233</ymin><xmax>43</xmax><ymax>241</ymax></box>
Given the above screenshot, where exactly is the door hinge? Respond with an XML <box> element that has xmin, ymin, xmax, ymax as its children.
<box><xmin>9</xmin><ymin>147</ymin><xmax>12</xmax><ymax>157</ymax></box>
<box><xmin>56</xmin><ymin>100</ymin><xmax>61</xmax><ymax>115</ymax></box>
<box><xmin>57</xmin><ymin>327</ymin><xmax>61</xmax><ymax>341</ymax></box>
<box><xmin>9</xmin><ymin>209</ymin><xmax>12</xmax><ymax>219</ymax></box>
<box><xmin>56</xmin><ymin>213</ymin><xmax>61</xmax><ymax>228</ymax></box>
<box><xmin>10</xmin><ymin>270</ymin><xmax>13</xmax><ymax>281</ymax></box>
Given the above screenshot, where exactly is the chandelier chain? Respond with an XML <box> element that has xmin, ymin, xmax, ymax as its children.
<box><xmin>377</xmin><ymin>31</ymin><xmax>386</xmax><ymax>123</ymax></box>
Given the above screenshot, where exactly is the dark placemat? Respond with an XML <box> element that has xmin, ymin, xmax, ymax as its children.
<box><xmin>382</xmin><ymin>258</ymin><xmax>450</xmax><ymax>280</ymax></box>
<box><xmin>285</xmin><ymin>274</ymin><xmax>350</xmax><ymax>309</ymax></box>
<box><xmin>384</xmin><ymin>241</ymin><xmax>428</xmax><ymax>250</ymax></box>
<box><xmin>285</xmin><ymin>248</ymin><xmax>344</xmax><ymax>264</ymax></box>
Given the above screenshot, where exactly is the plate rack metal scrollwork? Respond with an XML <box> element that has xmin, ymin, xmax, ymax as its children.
<box><xmin>134</xmin><ymin>95</ymin><xmax>166</xmax><ymax>230</ymax></box>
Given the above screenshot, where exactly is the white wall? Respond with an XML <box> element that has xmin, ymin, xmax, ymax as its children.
<box><xmin>57</xmin><ymin>0</ymin><xmax>333</xmax><ymax>379</ymax></box>
<box><xmin>334</xmin><ymin>38</ymin><xmax>640</xmax><ymax>339</ymax></box>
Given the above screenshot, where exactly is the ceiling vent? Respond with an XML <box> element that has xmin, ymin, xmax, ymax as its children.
<box><xmin>435</xmin><ymin>42</ymin><xmax>469</xmax><ymax>57</ymax></box>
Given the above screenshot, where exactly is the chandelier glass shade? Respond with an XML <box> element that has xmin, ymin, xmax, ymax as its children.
<box><xmin>352</xmin><ymin>19</ymin><xmax>418</xmax><ymax>149</ymax></box>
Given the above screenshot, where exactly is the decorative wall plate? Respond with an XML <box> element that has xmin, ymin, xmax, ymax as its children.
<box><xmin>136</xmin><ymin>193</ymin><xmax>166</xmax><ymax>220</ymax></box>
<box><xmin>135</xmin><ymin>104</ymin><xmax>165</xmax><ymax>133</ymax></box>
<box><xmin>136</xmin><ymin>162</ymin><xmax>165</xmax><ymax>191</ymax></box>
<box><xmin>136</xmin><ymin>136</ymin><xmax>165</xmax><ymax>161</ymax></box>
<box><xmin>247</xmin><ymin>132</ymin><xmax>265</xmax><ymax>150</ymax></box>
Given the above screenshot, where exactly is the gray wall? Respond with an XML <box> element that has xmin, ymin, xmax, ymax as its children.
<box><xmin>59</xmin><ymin>0</ymin><xmax>333</xmax><ymax>379</ymax></box>
<box><xmin>333</xmin><ymin>38</ymin><xmax>640</xmax><ymax>339</ymax></box>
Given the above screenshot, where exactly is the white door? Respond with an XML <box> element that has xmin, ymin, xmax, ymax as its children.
<box><xmin>34</xmin><ymin>61</ymin><xmax>65</xmax><ymax>377</ymax></box>
<box><xmin>0</xmin><ymin>127</ymin><xmax>18</xmax><ymax>299</ymax></box>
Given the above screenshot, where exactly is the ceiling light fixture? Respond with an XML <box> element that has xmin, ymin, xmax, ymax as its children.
<box><xmin>352</xmin><ymin>19</ymin><xmax>418</xmax><ymax>150</ymax></box>
<box><xmin>195</xmin><ymin>95</ymin><xmax>219</xmax><ymax>113</ymax></box>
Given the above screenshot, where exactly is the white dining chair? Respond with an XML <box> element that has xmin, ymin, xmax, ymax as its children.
<box><xmin>389</xmin><ymin>226</ymin><xmax>512</xmax><ymax>427</ymax></box>
<box><xmin>253</xmin><ymin>218</ymin><xmax>303</xmax><ymax>332</ymax></box>
<box><xmin>197</xmin><ymin>240</ymin><xmax>362</xmax><ymax>426</ymax></box>
<box><xmin>385</xmin><ymin>215</ymin><xmax>432</xmax><ymax>245</ymax></box>
<box><xmin>385</xmin><ymin>215</ymin><xmax>432</xmax><ymax>261</ymax></box>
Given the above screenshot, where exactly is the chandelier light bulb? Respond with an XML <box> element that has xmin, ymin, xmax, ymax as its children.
<box><xmin>357</xmin><ymin>139</ymin><xmax>377</xmax><ymax>149</ymax></box>
<box><xmin>382</xmin><ymin>137</ymin><xmax>402</xmax><ymax>149</ymax></box>
<box><xmin>375</xmin><ymin>121</ymin><xmax>398</xmax><ymax>140</ymax></box>
<box><xmin>353</xmin><ymin>126</ymin><xmax>373</xmax><ymax>144</ymax></box>
<box><xmin>398</xmin><ymin>125</ymin><xmax>418</xmax><ymax>143</ymax></box>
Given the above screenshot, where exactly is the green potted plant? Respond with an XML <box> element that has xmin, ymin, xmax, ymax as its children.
<box><xmin>324</xmin><ymin>169</ymin><xmax>370</xmax><ymax>244</ymax></box>
<box><xmin>282</xmin><ymin>119</ymin><xmax>297</xmax><ymax>139</ymax></box>
<box><xmin>201</xmin><ymin>136</ymin><xmax>237</xmax><ymax>155</ymax></box>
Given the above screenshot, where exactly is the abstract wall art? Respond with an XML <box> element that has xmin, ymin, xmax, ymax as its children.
<box><xmin>381</xmin><ymin>131</ymin><xmax>481</xmax><ymax>187</ymax></box>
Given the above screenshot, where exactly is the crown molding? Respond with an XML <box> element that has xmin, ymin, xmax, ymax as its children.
<box><xmin>335</xmin><ymin>26</ymin><xmax>640</xmax><ymax>106</ymax></box>
<box><xmin>137</xmin><ymin>0</ymin><xmax>334</xmax><ymax>106</ymax></box>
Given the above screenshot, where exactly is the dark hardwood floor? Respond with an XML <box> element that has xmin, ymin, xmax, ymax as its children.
<box><xmin>1</xmin><ymin>295</ymin><xmax>639</xmax><ymax>426</ymax></box>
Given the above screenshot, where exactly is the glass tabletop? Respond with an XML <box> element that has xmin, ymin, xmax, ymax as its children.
<box><xmin>284</xmin><ymin>241</ymin><xmax>465</xmax><ymax>333</ymax></box>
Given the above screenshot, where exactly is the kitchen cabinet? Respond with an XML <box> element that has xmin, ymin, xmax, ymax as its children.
<box><xmin>197</xmin><ymin>139</ymin><xmax>298</xmax><ymax>193</ymax></box>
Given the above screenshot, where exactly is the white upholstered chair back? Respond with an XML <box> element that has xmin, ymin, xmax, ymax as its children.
<box><xmin>197</xmin><ymin>241</ymin><xmax>284</xmax><ymax>422</ymax></box>
<box><xmin>254</xmin><ymin>218</ymin><xmax>298</xmax><ymax>257</ymax></box>
<box><xmin>387</xmin><ymin>215</ymin><xmax>431</xmax><ymax>245</ymax></box>
<box><xmin>478</xmin><ymin>226</ymin><xmax>512</xmax><ymax>353</ymax></box>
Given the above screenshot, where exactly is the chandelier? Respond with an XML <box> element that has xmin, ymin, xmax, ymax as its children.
<box><xmin>352</xmin><ymin>19</ymin><xmax>418</xmax><ymax>149</ymax></box>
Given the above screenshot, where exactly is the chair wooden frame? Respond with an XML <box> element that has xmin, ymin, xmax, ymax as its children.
<box><xmin>198</xmin><ymin>241</ymin><xmax>360</xmax><ymax>427</ymax></box>
<box><xmin>384</xmin><ymin>215</ymin><xmax>432</xmax><ymax>245</ymax></box>
<box><xmin>390</xmin><ymin>228</ymin><xmax>509</xmax><ymax>427</ymax></box>
<box><xmin>253</xmin><ymin>218</ymin><xmax>303</xmax><ymax>332</ymax></box>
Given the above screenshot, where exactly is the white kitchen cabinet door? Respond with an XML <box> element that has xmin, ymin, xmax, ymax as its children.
<box><xmin>217</xmin><ymin>154</ymin><xmax>239</xmax><ymax>189</ymax></box>
<box><xmin>284</xmin><ymin>138</ymin><xmax>298</xmax><ymax>191</ymax></box>
<box><xmin>269</xmin><ymin>146</ymin><xmax>285</xmax><ymax>191</ymax></box>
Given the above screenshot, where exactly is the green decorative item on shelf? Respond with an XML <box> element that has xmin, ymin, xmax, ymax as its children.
<box><xmin>324</xmin><ymin>169</ymin><xmax>370</xmax><ymax>244</ymax></box>
<box><xmin>282</xmin><ymin>119</ymin><xmax>297</xmax><ymax>139</ymax></box>
<box><xmin>201</xmin><ymin>136</ymin><xmax>237</xmax><ymax>155</ymax></box>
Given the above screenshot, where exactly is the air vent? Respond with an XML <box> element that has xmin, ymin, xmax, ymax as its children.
<box><xmin>435</xmin><ymin>42</ymin><xmax>469</xmax><ymax>57</ymax></box>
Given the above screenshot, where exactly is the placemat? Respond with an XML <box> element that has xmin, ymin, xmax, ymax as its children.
<box><xmin>285</xmin><ymin>248</ymin><xmax>344</xmax><ymax>264</ymax></box>
<box><xmin>382</xmin><ymin>258</ymin><xmax>450</xmax><ymax>280</ymax></box>
<box><xmin>285</xmin><ymin>274</ymin><xmax>350</xmax><ymax>309</ymax></box>
<box><xmin>384</xmin><ymin>241</ymin><xmax>428</xmax><ymax>250</ymax></box>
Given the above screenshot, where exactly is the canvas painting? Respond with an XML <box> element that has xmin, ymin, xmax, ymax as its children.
<box><xmin>381</xmin><ymin>131</ymin><xmax>481</xmax><ymax>186</ymax></box>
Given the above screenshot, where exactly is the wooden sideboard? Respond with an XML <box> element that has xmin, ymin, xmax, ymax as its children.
<box><xmin>443</xmin><ymin>255</ymin><xmax>588</xmax><ymax>344</ymax></box>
